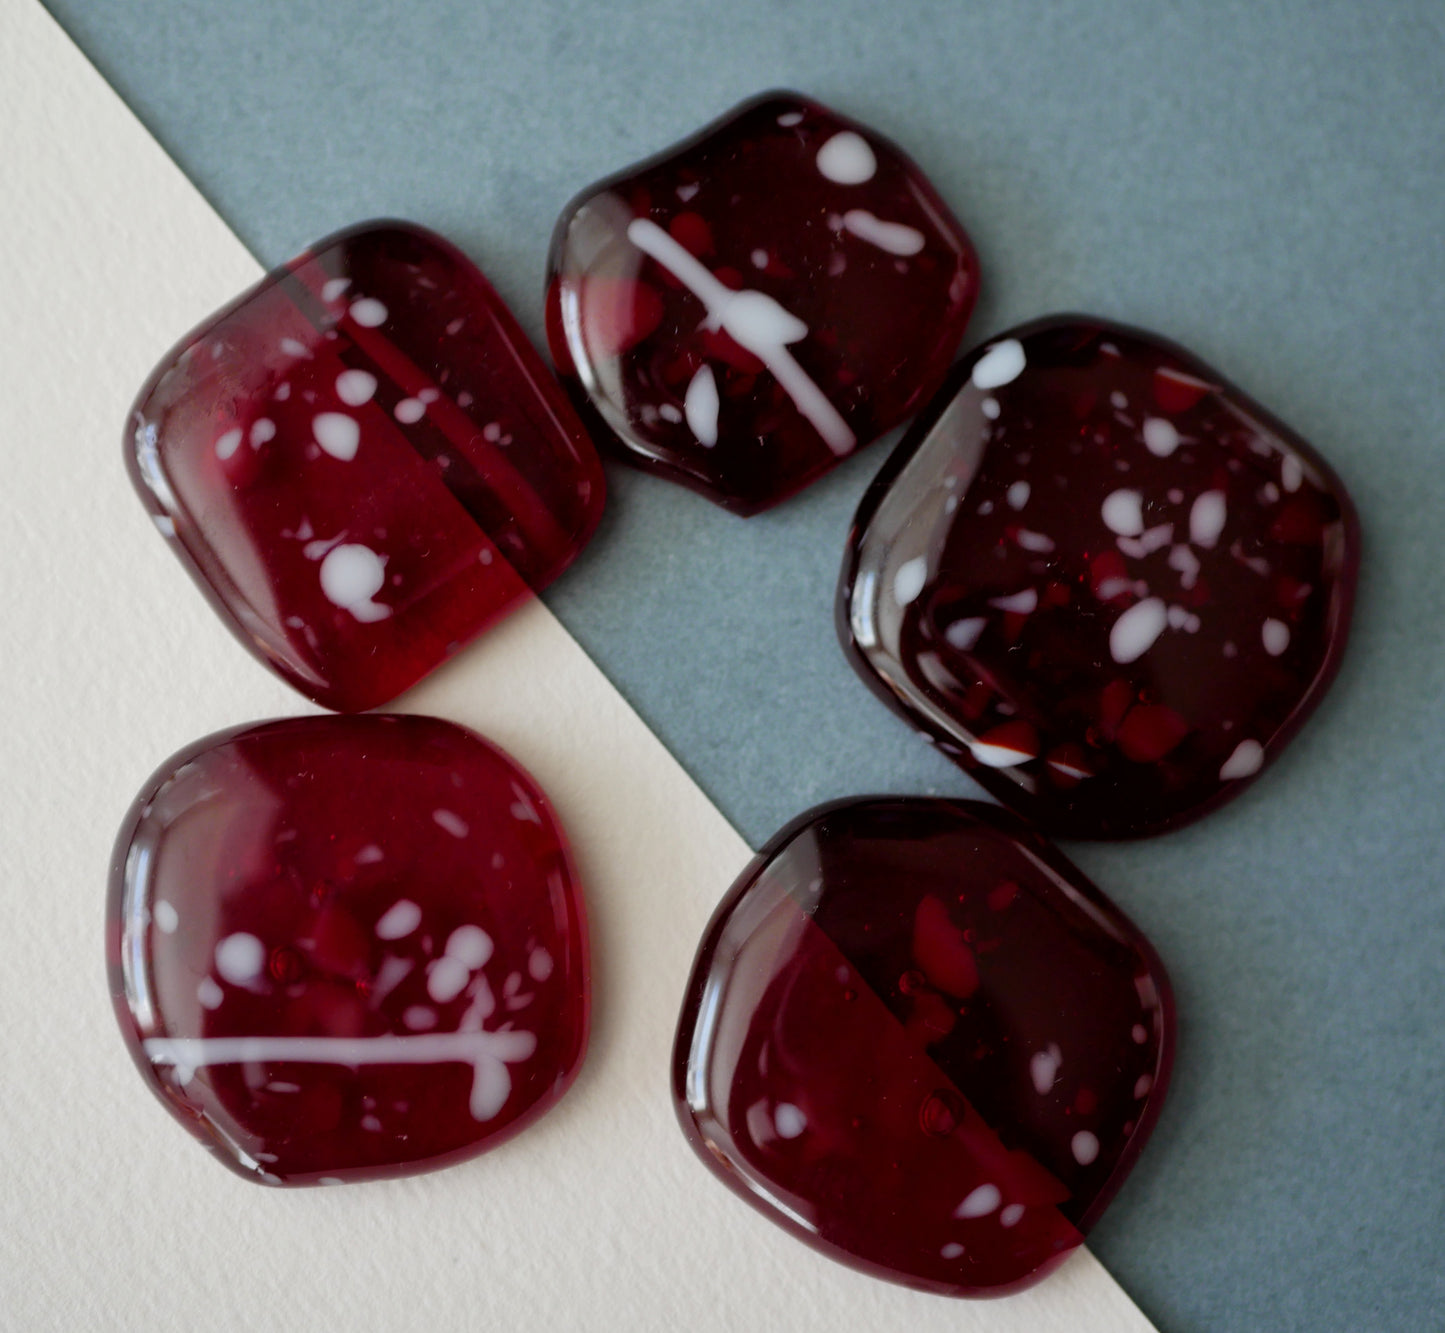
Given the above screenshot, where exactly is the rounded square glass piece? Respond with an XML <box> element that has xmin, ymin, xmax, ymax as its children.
<box><xmin>127</xmin><ymin>221</ymin><xmax>606</xmax><ymax>712</ymax></box>
<box><xmin>673</xmin><ymin>798</ymin><xmax>1174</xmax><ymax>1297</ymax></box>
<box><xmin>840</xmin><ymin>316</ymin><xmax>1360</xmax><ymax>838</ymax></box>
<box><xmin>108</xmin><ymin>714</ymin><xmax>589</xmax><ymax>1186</ymax></box>
<box><xmin>546</xmin><ymin>91</ymin><xmax>979</xmax><ymax>515</ymax></box>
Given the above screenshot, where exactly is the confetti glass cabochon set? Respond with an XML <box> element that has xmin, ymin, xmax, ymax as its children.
<box><xmin>110</xmin><ymin>91</ymin><xmax>1359</xmax><ymax>1298</ymax></box>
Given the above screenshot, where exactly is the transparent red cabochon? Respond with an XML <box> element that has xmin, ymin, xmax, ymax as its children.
<box><xmin>107</xmin><ymin>714</ymin><xmax>589</xmax><ymax>1185</ymax></box>
<box><xmin>546</xmin><ymin>91</ymin><xmax>978</xmax><ymax>515</ymax></box>
<box><xmin>126</xmin><ymin>220</ymin><xmax>606</xmax><ymax>713</ymax></box>
<box><xmin>672</xmin><ymin>798</ymin><xmax>1174</xmax><ymax>1297</ymax></box>
<box><xmin>839</xmin><ymin>316</ymin><xmax>1360</xmax><ymax>838</ymax></box>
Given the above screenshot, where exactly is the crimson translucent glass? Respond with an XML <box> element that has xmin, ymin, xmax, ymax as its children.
<box><xmin>127</xmin><ymin>221</ymin><xmax>605</xmax><ymax>712</ymax></box>
<box><xmin>547</xmin><ymin>92</ymin><xmax>978</xmax><ymax>514</ymax></box>
<box><xmin>840</xmin><ymin>316</ymin><xmax>1360</xmax><ymax>838</ymax></box>
<box><xmin>673</xmin><ymin>798</ymin><xmax>1174</xmax><ymax>1296</ymax></box>
<box><xmin>108</xmin><ymin>715</ymin><xmax>588</xmax><ymax>1185</ymax></box>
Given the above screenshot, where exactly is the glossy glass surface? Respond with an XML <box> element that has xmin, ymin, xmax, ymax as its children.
<box><xmin>127</xmin><ymin>221</ymin><xmax>606</xmax><ymax>712</ymax></box>
<box><xmin>108</xmin><ymin>714</ymin><xmax>589</xmax><ymax>1185</ymax></box>
<box><xmin>840</xmin><ymin>316</ymin><xmax>1360</xmax><ymax>838</ymax></box>
<box><xmin>547</xmin><ymin>92</ymin><xmax>978</xmax><ymax>515</ymax></box>
<box><xmin>673</xmin><ymin>798</ymin><xmax>1174</xmax><ymax>1297</ymax></box>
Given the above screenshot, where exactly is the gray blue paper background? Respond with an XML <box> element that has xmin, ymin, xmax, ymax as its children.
<box><xmin>47</xmin><ymin>2</ymin><xmax>1445</xmax><ymax>1327</ymax></box>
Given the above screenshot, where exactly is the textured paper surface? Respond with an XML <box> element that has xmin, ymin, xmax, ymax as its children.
<box><xmin>0</xmin><ymin>5</ymin><xmax>1154</xmax><ymax>1328</ymax></box>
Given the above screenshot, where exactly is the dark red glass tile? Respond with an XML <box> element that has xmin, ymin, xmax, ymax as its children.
<box><xmin>839</xmin><ymin>316</ymin><xmax>1360</xmax><ymax>838</ymax></box>
<box><xmin>127</xmin><ymin>221</ymin><xmax>605</xmax><ymax>712</ymax></box>
<box><xmin>673</xmin><ymin>798</ymin><xmax>1173</xmax><ymax>1296</ymax></box>
<box><xmin>108</xmin><ymin>714</ymin><xmax>588</xmax><ymax>1185</ymax></box>
<box><xmin>547</xmin><ymin>92</ymin><xmax>978</xmax><ymax>515</ymax></box>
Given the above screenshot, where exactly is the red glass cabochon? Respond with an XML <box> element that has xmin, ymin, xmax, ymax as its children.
<box><xmin>547</xmin><ymin>91</ymin><xmax>978</xmax><ymax>514</ymax></box>
<box><xmin>673</xmin><ymin>797</ymin><xmax>1174</xmax><ymax>1296</ymax></box>
<box><xmin>839</xmin><ymin>315</ymin><xmax>1360</xmax><ymax>838</ymax></box>
<box><xmin>127</xmin><ymin>221</ymin><xmax>605</xmax><ymax>712</ymax></box>
<box><xmin>108</xmin><ymin>713</ymin><xmax>589</xmax><ymax>1185</ymax></box>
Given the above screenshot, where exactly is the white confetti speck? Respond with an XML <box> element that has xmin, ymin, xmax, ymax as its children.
<box><xmin>313</xmin><ymin>412</ymin><xmax>360</xmax><ymax>461</ymax></box>
<box><xmin>154</xmin><ymin>901</ymin><xmax>179</xmax><ymax>934</ymax></box>
<box><xmin>214</xmin><ymin>428</ymin><xmax>243</xmax><ymax>460</ymax></box>
<box><xmin>684</xmin><ymin>364</ymin><xmax>720</xmax><ymax>447</ymax></box>
<box><xmin>1000</xmin><ymin>1204</ymin><xmax>1026</xmax><ymax>1227</ymax></box>
<box><xmin>1071</xmin><ymin>1131</ymin><xmax>1100</xmax><ymax>1165</ymax></box>
<box><xmin>955</xmin><ymin>1183</ymin><xmax>1001</xmax><ymax>1218</ymax></box>
<box><xmin>432</xmin><ymin>808</ymin><xmax>469</xmax><ymax>839</ymax></box>
<box><xmin>1219</xmin><ymin>739</ymin><xmax>1264</xmax><ymax>780</ymax></box>
<box><xmin>349</xmin><ymin>298</ymin><xmax>388</xmax><ymax>327</ymax></box>
<box><xmin>335</xmin><ymin>369</ymin><xmax>377</xmax><ymax>406</ymax></box>
<box><xmin>250</xmin><ymin>418</ymin><xmax>276</xmax><ymax>447</ymax></box>
<box><xmin>375</xmin><ymin>899</ymin><xmax>421</xmax><ymax>940</ymax></box>
<box><xmin>893</xmin><ymin>556</ymin><xmax>928</xmax><ymax>606</ymax></box>
<box><xmin>426</xmin><ymin>956</ymin><xmax>470</xmax><ymax>1004</ymax></box>
<box><xmin>1029</xmin><ymin>1044</ymin><xmax>1062</xmax><ymax>1094</ymax></box>
<box><xmin>1011</xmin><ymin>523</ymin><xmax>1057</xmax><ymax>549</ymax></box>
<box><xmin>446</xmin><ymin>924</ymin><xmax>493</xmax><ymax>969</ymax></box>
<box><xmin>815</xmin><ymin>131</ymin><xmax>876</xmax><ymax>183</ymax></box>
<box><xmin>319</xmin><ymin>544</ymin><xmax>390</xmax><ymax>621</ymax></box>
<box><xmin>969</xmin><ymin>734</ymin><xmax>1036</xmax><ymax>768</ymax></box>
<box><xmin>841</xmin><ymin>209</ymin><xmax>925</xmax><ymax>256</ymax></box>
<box><xmin>215</xmin><ymin>933</ymin><xmax>265</xmax><ymax>985</ymax></box>
<box><xmin>1006</xmin><ymin>480</ymin><xmax>1031</xmax><ymax>510</ymax></box>
<box><xmin>1117</xmin><ymin>523</ymin><xmax>1175</xmax><ymax>560</ymax></box>
<box><xmin>1142</xmin><ymin>417</ymin><xmax>1180</xmax><ymax>457</ymax></box>
<box><xmin>1262</xmin><ymin>619</ymin><xmax>1290</xmax><ymax>656</ymax></box>
<box><xmin>1190</xmin><ymin>490</ymin><xmax>1228</xmax><ymax>548</ymax></box>
<box><xmin>971</xmin><ymin>340</ymin><xmax>1026</xmax><ymax>390</ymax></box>
<box><xmin>1110</xmin><ymin>597</ymin><xmax>1168</xmax><ymax>664</ymax></box>
<box><xmin>989</xmin><ymin>588</ymin><xmax>1038</xmax><ymax>615</ymax></box>
<box><xmin>774</xmin><ymin>1103</ymin><xmax>807</xmax><ymax>1138</ymax></box>
<box><xmin>1168</xmin><ymin>543</ymin><xmax>1201</xmax><ymax>590</ymax></box>
<box><xmin>394</xmin><ymin>398</ymin><xmax>426</xmax><ymax>424</ymax></box>
<box><xmin>944</xmin><ymin>617</ymin><xmax>987</xmax><ymax>651</ymax></box>
<box><xmin>1101</xmin><ymin>489</ymin><xmax>1145</xmax><ymax>537</ymax></box>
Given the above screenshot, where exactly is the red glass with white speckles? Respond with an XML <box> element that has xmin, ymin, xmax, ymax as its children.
<box><xmin>839</xmin><ymin>316</ymin><xmax>1360</xmax><ymax>838</ymax></box>
<box><xmin>546</xmin><ymin>92</ymin><xmax>978</xmax><ymax>515</ymax></box>
<box><xmin>127</xmin><ymin>221</ymin><xmax>605</xmax><ymax>713</ymax></box>
<box><xmin>673</xmin><ymin>798</ymin><xmax>1174</xmax><ymax>1297</ymax></box>
<box><xmin>107</xmin><ymin>714</ymin><xmax>588</xmax><ymax>1185</ymax></box>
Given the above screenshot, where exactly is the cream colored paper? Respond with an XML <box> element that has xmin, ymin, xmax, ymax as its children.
<box><xmin>0</xmin><ymin>5</ymin><xmax>1155</xmax><ymax>1327</ymax></box>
